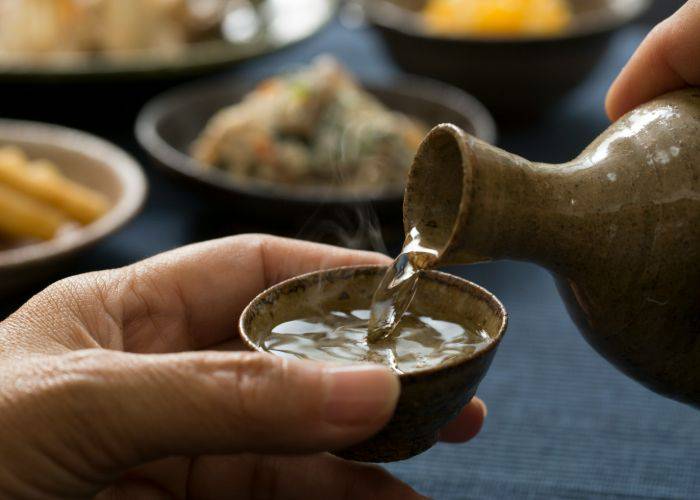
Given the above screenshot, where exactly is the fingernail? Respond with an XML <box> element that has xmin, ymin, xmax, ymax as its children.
<box><xmin>323</xmin><ymin>364</ymin><xmax>400</xmax><ymax>426</ymax></box>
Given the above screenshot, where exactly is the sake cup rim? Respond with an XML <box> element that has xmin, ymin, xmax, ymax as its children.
<box><xmin>238</xmin><ymin>264</ymin><xmax>508</xmax><ymax>379</ymax></box>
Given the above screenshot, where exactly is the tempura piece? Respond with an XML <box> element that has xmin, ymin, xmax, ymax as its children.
<box><xmin>0</xmin><ymin>183</ymin><xmax>67</xmax><ymax>241</ymax></box>
<box><xmin>0</xmin><ymin>147</ymin><xmax>109</xmax><ymax>224</ymax></box>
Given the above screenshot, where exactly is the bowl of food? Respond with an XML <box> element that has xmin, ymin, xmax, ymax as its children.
<box><xmin>0</xmin><ymin>0</ymin><xmax>336</xmax><ymax>82</ymax></box>
<box><xmin>136</xmin><ymin>56</ymin><xmax>496</xmax><ymax>219</ymax></box>
<box><xmin>0</xmin><ymin>120</ymin><xmax>147</xmax><ymax>295</ymax></box>
<box><xmin>362</xmin><ymin>0</ymin><xmax>651</xmax><ymax>119</ymax></box>
<box><xmin>239</xmin><ymin>265</ymin><xmax>508</xmax><ymax>462</ymax></box>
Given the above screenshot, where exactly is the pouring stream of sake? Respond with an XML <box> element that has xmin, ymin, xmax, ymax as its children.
<box><xmin>367</xmin><ymin>227</ymin><xmax>440</xmax><ymax>343</ymax></box>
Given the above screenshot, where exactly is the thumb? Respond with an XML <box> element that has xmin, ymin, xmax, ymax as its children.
<box><xmin>57</xmin><ymin>349</ymin><xmax>399</xmax><ymax>467</ymax></box>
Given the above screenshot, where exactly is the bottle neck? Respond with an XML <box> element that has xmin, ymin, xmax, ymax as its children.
<box><xmin>404</xmin><ymin>125</ymin><xmax>623</xmax><ymax>276</ymax></box>
<box><xmin>409</xmin><ymin>121</ymin><xmax>698</xmax><ymax>280</ymax></box>
<box><xmin>442</xmin><ymin>137</ymin><xmax>556</xmax><ymax>265</ymax></box>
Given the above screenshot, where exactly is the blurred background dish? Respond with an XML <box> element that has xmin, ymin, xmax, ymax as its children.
<box><xmin>0</xmin><ymin>120</ymin><xmax>147</xmax><ymax>295</ymax></box>
<box><xmin>191</xmin><ymin>57</ymin><xmax>429</xmax><ymax>193</ymax></box>
<box><xmin>0</xmin><ymin>0</ymin><xmax>337</xmax><ymax>82</ymax></box>
<box><xmin>362</xmin><ymin>0</ymin><xmax>651</xmax><ymax>121</ymax></box>
<box><xmin>136</xmin><ymin>63</ymin><xmax>496</xmax><ymax>220</ymax></box>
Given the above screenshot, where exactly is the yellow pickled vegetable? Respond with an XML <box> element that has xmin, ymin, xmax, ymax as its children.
<box><xmin>423</xmin><ymin>0</ymin><xmax>573</xmax><ymax>37</ymax></box>
<box><xmin>0</xmin><ymin>146</ymin><xmax>112</xmax><ymax>242</ymax></box>
<box><xmin>0</xmin><ymin>148</ymin><xmax>109</xmax><ymax>225</ymax></box>
<box><xmin>0</xmin><ymin>183</ymin><xmax>67</xmax><ymax>241</ymax></box>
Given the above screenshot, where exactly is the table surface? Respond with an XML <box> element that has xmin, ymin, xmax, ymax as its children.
<box><xmin>2</xmin><ymin>9</ymin><xmax>699</xmax><ymax>500</ymax></box>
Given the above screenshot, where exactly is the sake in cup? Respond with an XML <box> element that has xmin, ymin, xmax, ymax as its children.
<box><xmin>239</xmin><ymin>265</ymin><xmax>507</xmax><ymax>462</ymax></box>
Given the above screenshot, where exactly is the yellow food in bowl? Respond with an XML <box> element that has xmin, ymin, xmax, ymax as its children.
<box><xmin>423</xmin><ymin>0</ymin><xmax>573</xmax><ymax>37</ymax></box>
<box><xmin>0</xmin><ymin>146</ymin><xmax>109</xmax><ymax>242</ymax></box>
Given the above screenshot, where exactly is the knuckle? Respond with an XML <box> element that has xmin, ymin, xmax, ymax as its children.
<box><xmin>36</xmin><ymin>350</ymin><xmax>117</xmax><ymax>401</ymax></box>
<box><xmin>224</xmin><ymin>233</ymin><xmax>275</xmax><ymax>260</ymax></box>
<box><xmin>231</xmin><ymin>351</ymin><xmax>283</xmax><ymax>377</ymax></box>
<box><xmin>237</xmin><ymin>233</ymin><xmax>276</xmax><ymax>246</ymax></box>
<box><xmin>120</xmin><ymin>264</ymin><xmax>160</xmax><ymax>311</ymax></box>
<box><xmin>224</xmin><ymin>353</ymin><xmax>289</xmax><ymax>428</ymax></box>
<box><xmin>647</xmin><ymin>20</ymin><xmax>675</xmax><ymax>56</ymax></box>
<box><xmin>114</xmin><ymin>264</ymin><xmax>184</xmax><ymax>343</ymax></box>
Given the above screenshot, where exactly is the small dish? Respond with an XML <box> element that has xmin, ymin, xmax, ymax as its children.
<box><xmin>0</xmin><ymin>120</ymin><xmax>147</xmax><ymax>295</ymax></box>
<box><xmin>239</xmin><ymin>265</ymin><xmax>508</xmax><ymax>462</ymax></box>
<box><xmin>0</xmin><ymin>0</ymin><xmax>336</xmax><ymax>83</ymax></box>
<box><xmin>136</xmin><ymin>73</ymin><xmax>496</xmax><ymax>218</ymax></box>
<box><xmin>363</xmin><ymin>0</ymin><xmax>651</xmax><ymax>119</ymax></box>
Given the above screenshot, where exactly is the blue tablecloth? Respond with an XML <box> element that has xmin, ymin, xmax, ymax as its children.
<box><xmin>2</xmin><ymin>12</ymin><xmax>698</xmax><ymax>500</ymax></box>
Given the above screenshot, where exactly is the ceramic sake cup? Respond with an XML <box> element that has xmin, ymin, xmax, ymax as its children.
<box><xmin>239</xmin><ymin>265</ymin><xmax>507</xmax><ymax>462</ymax></box>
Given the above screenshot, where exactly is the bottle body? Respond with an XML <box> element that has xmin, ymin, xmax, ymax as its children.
<box><xmin>404</xmin><ymin>89</ymin><xmax>700</xmax><ymax>406</ymax></box>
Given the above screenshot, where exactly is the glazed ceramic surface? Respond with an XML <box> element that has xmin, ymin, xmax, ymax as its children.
<box><xmin>239</xmin><ymin>265</ymin><xmax>507</xmax><ymax>462</ymax></box>
<box><xmin>404</xmin><ymin>89</ymin><xmax>700</xmax><ymax>406</ymax></box>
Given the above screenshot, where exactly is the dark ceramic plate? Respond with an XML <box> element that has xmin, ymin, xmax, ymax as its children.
<box><xmin>135</xmin><ymin>73</ymin><xmax>496</xmax><ymax>216</ymax></box>
<box><xmin>363</xmin><ymin>0</ymin><xmax>651</xmax><ymax>120</ymax></box>
<box><xmin>0</xmin><ymin>0</ymin><xmax>336</xmax><ymax>82</ymax></box>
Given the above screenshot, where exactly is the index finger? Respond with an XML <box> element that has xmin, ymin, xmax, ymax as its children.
<box><xmin>107</xmin><ymin>234</ymin><xmax>391</xmax><ymax>352</ymax></box>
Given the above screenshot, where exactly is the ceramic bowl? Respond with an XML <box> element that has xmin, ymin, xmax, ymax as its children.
<box><xmin>0</xmin><ymin>120</ymin><xmax>147</xmax><ymax>295</ymax></box>
<box><xmin>363</xmin><ymin>0</ymin><xmax>651</xmax><ymax>120</ymax></box>
<box><xmin>135</xmin><ymin>73</ymin><xmax>496</xmax><ymax>221</ymax></box>
<box><xmin>239</xmin><ymin>265</ymin><xmax>508</xmax><ymax>462</ymax></box>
